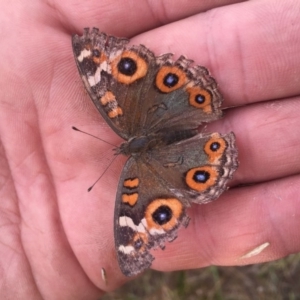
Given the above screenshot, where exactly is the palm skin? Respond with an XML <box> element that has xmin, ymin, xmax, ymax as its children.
<box><xmin>0</xmin><ymin>0</ymin><xmax>300</xmax><ymax>298</ymax></box>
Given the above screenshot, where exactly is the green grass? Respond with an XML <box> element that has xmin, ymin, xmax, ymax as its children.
<box><xmin>103</xmin><ymin>253</ymin><xmax>300</xmax><ymax>300</ymax></box>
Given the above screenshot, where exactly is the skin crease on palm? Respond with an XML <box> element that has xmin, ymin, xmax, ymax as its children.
<box><xmin>0</xmin><ymin>0</ymin><xmax>300</xmax><ymax>298</ymax></box>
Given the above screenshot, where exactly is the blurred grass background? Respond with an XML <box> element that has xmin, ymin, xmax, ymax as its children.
<box><xmin>103</xmin><ymin>253</ymin><xmax>300</xmax><ymax>300</ymax></box>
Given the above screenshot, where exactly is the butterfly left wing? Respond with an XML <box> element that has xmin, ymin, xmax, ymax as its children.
<box><xmin>115</xmin><ymin>132</ymin><xmax>238</xmax><ymax>276</ymax></box>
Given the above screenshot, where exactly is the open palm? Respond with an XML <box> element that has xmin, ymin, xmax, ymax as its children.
<box><xmin>0</xmin><ymin>0</ymin><xmax>299</xmax><ymax>298</ymax></box>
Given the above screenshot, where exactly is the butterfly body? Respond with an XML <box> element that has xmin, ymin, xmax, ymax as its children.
<box><xmin>72</xmin><ymin>28</ymin><xmax>238</xmax><ymax>276</ymax></box>
<box><xmin>117</xmin><ymin>128</ymin><xmax>198</xmax><ymax>156</ymax></box>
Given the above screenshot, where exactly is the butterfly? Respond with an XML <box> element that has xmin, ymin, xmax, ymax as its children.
<box><xmin>72</xmin><ymin>28</ymin><xmax>238</xmax><ymax>276</ymax></box>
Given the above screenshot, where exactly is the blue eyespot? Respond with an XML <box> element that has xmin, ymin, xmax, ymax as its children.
<box><xmin>195</xmin><ymin>94</ymin><xmax>205</xmax><ymax>104</ymax></box>
<box><xmin>210</xmin><ymin>142</ymin><xmax>221</xmax><ymax>152</ymax></box>
<box><xmin>118</xmin><ymin>57</ymin><xmax>137</xmax><ymax>76</ymax></box>
<box><xmin>193</xmin><ymin>170</ymin><xmax>210</xmax><ymax>183</ymax></box>
<box><xmin>163</xmin><ymin>73</ymin><xmax>179</xmax><ymax>87</ymax></box>
<box><xmin>152</xmin><ymin>205</ymin><xmax>172</xmax><ymax>225</ymax></box>
<box><xmin>92</xmin><ymin>49</ymin><xmax>100</xmax><ymax>57</ymax></box>
<box><xmin>134</xmin><ymin>238</ymin><xmax>143</xmax><ymax>250</ymax></box>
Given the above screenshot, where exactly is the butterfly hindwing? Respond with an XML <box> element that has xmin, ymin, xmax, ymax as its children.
<box><xmin>114</xmin><ymin>132</ymin><xmax>238</xmax><ymax>276</ymax></box>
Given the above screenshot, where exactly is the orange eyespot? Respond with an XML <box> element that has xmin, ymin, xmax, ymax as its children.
<box><xmin>92</xmin><ymin>49</ymin><xmax>107</xmax><ymax>65</ymax></box>
<box><xmin>186</xmin><ymin>86</ymin><xmax>212</xmax><ymax>112</ymax></box>
<box><xmin>144</xmin><ymin>198</ymin><xmax>183</xmax><ymax>231</ymax></box>
<box><xmin>132</xmin><ymin>232</ymin><xmax>148</xmax><ymax>252</ymax></box>
<box><xmin>111</xmin><ymin>50</ymin><xmax>148</xmax><ymax>84</ymax></box>
<box><xmin>155</xmin><ymin>66</ymin><xmax>186</xmax><ymax>93</ymax></box>
<box><xmin>185</xmin><ymin>166</ymin><xmax>219</xmax><ymax>192</ymax></box>
<box><xmin>204</xmin><ymin>134</ymin><xmax>227</xmax><ymax>163</ymax></box>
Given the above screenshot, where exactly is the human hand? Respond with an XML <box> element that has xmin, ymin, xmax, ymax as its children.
<box><xmin>0</xmin><ymin>0</ymin><xmax>299</xmax><ymax>298</ymax></box>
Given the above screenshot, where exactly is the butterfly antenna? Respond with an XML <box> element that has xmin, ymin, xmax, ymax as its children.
<box><xmin>87</xmin><ymin>154</ymin><xmax>119</xmax><ymax>192</ymax></box>
<box><xmin>72</xmin><ymin>126</ymin><xmax>117</xmax><ymax>147</ymax></box>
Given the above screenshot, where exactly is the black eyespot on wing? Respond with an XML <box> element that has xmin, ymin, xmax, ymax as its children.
<box><xmin>195</xmin><ymin>94</ymin><xmax>205</xmax><ymax>104</ymax></box>
<box><xmin>92</xmin><ymin>49</ymin><xmax>100</xmax><ymax>57</ymax></box>
<box><xmin>163</xmin><ymin>73</ymin><xmax>179</xmax><ymax>88</ymax></box>
<box><xmin>152</xmin><ymin>205</ymin><xmax>172</xmax><ymax>225</ymax></box>
<box><xmin>210</xmin><ymin>142</ymin><xmax>221</xmax><ymax>152</ymax></box>
<box><xmin>133</xmin><ymin>238</ymin><xmax>144</xmax><ymax>250</ymax></box>
<box><xmin>193</xmin><ymin>170</ymin><xmax>210</xmax><ymax>183</ymax></box>
<box><xmin>118</xmin><ymin>57</ymin><xmax>137</xmax><ymax>76</ymax></box>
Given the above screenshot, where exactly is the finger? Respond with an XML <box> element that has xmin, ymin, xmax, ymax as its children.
<box><xmin>131</xmin><ymin>0</ymin><xmax>300</xmax><ymax>107</ymax></box>
<box><xmin>153</xmin><ymin>173</ymin><xmax>300</xmax><ymax>271</ymax></box>
<box><xmin>65</xmin><ymin>98</ymin><xmax>300</xmax><ymax>283</ymax></box>
<box><xmin>61</xmin><ymin>0</ymin><xmax>244</xmax><ymax>36</ymax></box>
<box><xmin>206</xmin><ymin>96</ymin><xmax>300</xmax><ymax>185</ymax></box>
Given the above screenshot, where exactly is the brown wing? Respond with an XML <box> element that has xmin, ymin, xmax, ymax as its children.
<box><xmin>114</xmin><ymin>132</ymin><xmax>238</xmax><ymax>276</ymax></box>
<box><xmin>72</xmin><ymin>28</ymin><xmax>223</xmax><ymax>140</ymax></box>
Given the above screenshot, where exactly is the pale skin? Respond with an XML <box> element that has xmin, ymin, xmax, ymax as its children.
<box><xmin>0</xmin><ymin>0</ymin><xmax>300</xmax><ymax>298</ymax></box>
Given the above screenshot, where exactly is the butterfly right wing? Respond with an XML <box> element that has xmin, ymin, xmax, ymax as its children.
<box><xmin>72</xmin><ymin>28</ymin><xmax>224</xmax><ymax>140</ymax></box>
